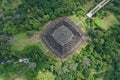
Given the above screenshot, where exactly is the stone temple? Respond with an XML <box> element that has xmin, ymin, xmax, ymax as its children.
<box><xmin>42</xmin><ymin>17</ymin><xmax>84</xmax><ymax>59</ymax></box>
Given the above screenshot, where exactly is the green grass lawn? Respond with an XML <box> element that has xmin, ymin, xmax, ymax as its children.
<box><xmin>69</xmin><ymin>15</ymin><xmax>81</xmax><ymax>23</ymax></box>
<box><xmin>0</xmin><ymin>76</ymin><xmax>4</xmax><ymax>80</ymax></box>
<box><xmin>93</xmin><ymin>13</ymin><xmax>119</xmax><ymax>30</ymax></box>
<box><xmin>70</xmin><ymin>0</ymin><xmax>119</xmax><ymax>30</ymax></box>
<box><xmin>13</xmin><ymin>33</ymin><xmax>40</xmax><ymax>51</ymax></box>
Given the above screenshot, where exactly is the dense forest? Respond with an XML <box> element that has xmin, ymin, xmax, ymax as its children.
<box><xmin>0</xmin><ymin>0</ymin><xmax>120</xmax><ymax>80</ymax></box>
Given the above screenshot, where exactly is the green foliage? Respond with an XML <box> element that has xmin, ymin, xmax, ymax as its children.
<box><xmin>0</xmin><ymin>0</ymin><xmax>120</xmax><ymax>80</ymax></box>
<box><xmin>89</xmin><ymin>25</ymin><xmax>120</xmax><ymax>80</ymax></box>
<box><xmin>0</xmin><ymin>30</ymin><xmax>15</xmax><ymax>61</ymax></box>
<box><xmin>55</xmin><ymin>72</ymin><xmax>74</xmax><ymax>80</ymax></box>
<box><xmin>37</xmin><ymin>71</ymin><xmax>55</xmax><ymax>80</ymax></box>
<box><xmin>0</xmin><ymin>0</ymin><xmax>89</xmax><ymax>35</ymax></box>
<box><xmin>106</xmin><ymin>0</ymin><xmax>120</xmax><ymax>22</ymax></box>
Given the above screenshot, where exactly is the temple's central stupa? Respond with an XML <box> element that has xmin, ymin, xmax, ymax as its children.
<box><xmin>42</xmin><ymin>17</ymin><xmax>86</xmax><ymax>59</ymax></box>
<box><xmin>52</xmin><ymin>25</ymin><xmax>73</xmax><ymax>46</ymax></box>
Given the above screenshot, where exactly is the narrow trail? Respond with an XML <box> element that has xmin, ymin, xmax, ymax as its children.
<box><xmin>76</xmin><ymin>17</ymin><xmax>88</xmax><ymax>26</ymax></box>
<box><xmin>14</xmin><ymin>63</ymin><xmax>36</xmax><ymax>80</ymax></box>
<box><xmin>14</xmin><ymin>66</ymin><xmax>30</xmax><ymax>80</ymax></box>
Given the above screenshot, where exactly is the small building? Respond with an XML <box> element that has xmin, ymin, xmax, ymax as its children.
<box><xmin>19</xmin><ymin>58</ymin><xmax>29</xmax><ymax>63</ymax></box>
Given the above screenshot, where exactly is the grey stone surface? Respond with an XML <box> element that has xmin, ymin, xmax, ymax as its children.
<box><xmin>42</xmin><ymin>17</ymin><xmax>83</xmax><ymax>59</ymax></box>
<box><xmin>52</xmin><ymin>25</ymin><xmax>73</xmax><ymax>46</ymax></box>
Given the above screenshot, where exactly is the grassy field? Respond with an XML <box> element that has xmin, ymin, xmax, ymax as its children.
<box><xmin>70</xmin><ymin>10</ymin><xmax>119</xmax><ymax>30</ymax></box>
<box><xmin>93</xmin><ymin>13</ymin><xmax>119</xmax><ymax>30</ymax></box>
<box><xmin>70</xmin><ymin>0</ymin><xmax>119</xmax><ymax>30</ymax></box>
<box><xmin>0</xmin><ymin>76</ymin><xmax>4</xmax><ymax>80</ymax></box>
<box><xmin>13</xmin><ymin>33</ymin><xmax>40</xmax><ymax>51</ymax></box>
<box><xmin>69</xmin><ymin>15</ymin><xmax>81</xmax><ymax>23</ymax></box>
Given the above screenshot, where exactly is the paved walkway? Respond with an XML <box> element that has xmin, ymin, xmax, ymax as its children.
<box><xmin>87</xmin><ymin>0</ymin><xmax>110</xmax><ymax>18</ymax></box>
<box><xmin>76</xmin><ymin>0</ymin><xmax>110</xmax><ymax>26</ymax></box>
